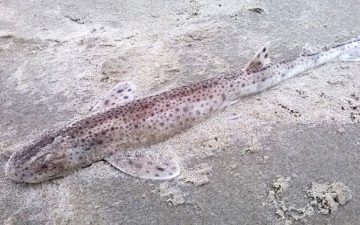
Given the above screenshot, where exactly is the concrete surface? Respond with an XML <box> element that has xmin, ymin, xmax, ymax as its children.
<box><xmin>1</xmin><ymin>0</ymin><xmax>360</xmax><ymax>224</ymax></box>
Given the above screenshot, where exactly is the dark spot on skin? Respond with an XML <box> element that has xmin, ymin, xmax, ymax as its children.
<box><xmin>40</xmin><ymin>164</ymin><xmax>48</xmax><ymax>169</ymax></box>
<box><xmin>97</xmin><ymin>140</ymin><xmax>103</xmax><ymax>144</ymax></box>
<box><xmin>156</xmin><ymin>166</ymin><xmax>165</xmax><ymax>171</ymax></box>
<box><xmin>128</xmin><ymin>89</ymin><xmax>132</xmax><ymax>92</ymax></box>
<box><xmin>111</xmin><ymin>103</ymin><xmax>115</xmax><ymax>105</ymax></box>
<box><xmin>128</xmin><ymin>160</ymin><xmax>133</xmax><ymax>165</ymax></box>
<box><xmin>134</xmin><ymin>124</ymin><xmax>138</xmax><ymax>128</ymax></box>
<box><xmin>169</xmin><ymin>173</ymin><xmax>173</xmax><ymax>176</ymax></box>
<box><xmin>257</xmin><ymin>54</ymin><xmax>260</xmax><ymax>58</ymax></box>
<box><xmin>183</xmin><ymin>107</ymin><xmax>188</xmax><ymax>112</ymax></box>
<box><xmin>252</xmin><ymin>81</ymin><xmax>256</xmax><ymax>84</ymax></box>
<box><xmin>104</xmin><ymin>100</ymin><xmax>110</xmax><ymax>105</ymax></box>
<box><xmin>124</xmin><ymin>96</ymin><xmax>128</xmax><ymax>99</ymax></box>
<box><xmin>147</xmin><ymin>161</ymin><xmax>153</xmax><ymax>165</ymax></box>
<box><xmin>111</xmin><ymin>127</ymin><xmax>115</xmax><ymax>130</ymax></box>
<box><xmin>135</xmin><ymin>164</ymin><xmax>143</xmax><ymax>169</ymax></box>
<box><xmin>117</xmin><ymin>89</ymin><xmax>123</xmax><ymax>93</ymax></box>
<box><xmin>261</xmin><ymin>78</ymin><xmax>266</xmax><ymax>82</ymax></box>
<box><xmin>155</xmin><ymin>174</ymin><xmax>159</xmax><ymax>177</ymax></box>
<box><xmin>146</xmin><ymin>170</ymin><xmax>150</xmax><ymax>173</ymax></box>
<box><xmin>264</xmin><ymin>53</ymin><xmax>268</xmax><ymax>58</ymax></box>
<box><xmin>242</xmin><ymin>83</ymin><xmax>246</xmax><ymax>87</ymax></box>
<box><xmin>263</xmin><ymin>47</ymin><xmax>266</xmax><ymax>52</ymax></box>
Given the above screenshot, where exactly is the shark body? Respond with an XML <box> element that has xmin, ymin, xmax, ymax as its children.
<box><xmin>5</xmin><ymin>37</ymin><xmax>360</xmax><ymax>183</ymax></box>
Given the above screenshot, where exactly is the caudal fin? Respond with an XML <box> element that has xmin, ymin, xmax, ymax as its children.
<box><xmin>339</xmin><ymin>47</ymin><xmax>360</xmax><ymax>62</ymax></box>
<box><xmin>337</xmin><ymin>35</ymin><xmax>360</xmax><ymax>61</ymax></box>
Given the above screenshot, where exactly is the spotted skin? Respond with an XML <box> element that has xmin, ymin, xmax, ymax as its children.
<box><xmin>5</xmin><ymin>37</ymin><xmax>360</xmax><ymax>183</ymax></box>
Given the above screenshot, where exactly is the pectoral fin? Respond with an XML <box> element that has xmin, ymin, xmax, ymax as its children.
<box><xmin>106</xmin><ymin>149</ymin><xmax>180</xmax><ymax>180</ymax></box>
<box><xmin>90</xmin><ymin>81</ymin><xmax>137</xmax><ymax>112</ymax></box>
<box><xmin>243</xmin><ymin>42</ymin><xmax>270</xmax><ymax>74</ymax></box>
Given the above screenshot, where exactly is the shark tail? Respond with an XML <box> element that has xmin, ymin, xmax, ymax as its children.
<box><xmin>337</xmin><ymin>35</ymin><xmax>360</xmax><ymax>62</ymax></box>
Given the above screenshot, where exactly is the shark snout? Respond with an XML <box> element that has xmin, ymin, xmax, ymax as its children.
<box><xmin>4</xmin><ymin>161</ymin><xmax>29</xmax><ymax>183</ymax></box>
<box><xmin>5</xmin><ymin>155</ymin><xmax>43</xmax><ymax>183</ymax></box>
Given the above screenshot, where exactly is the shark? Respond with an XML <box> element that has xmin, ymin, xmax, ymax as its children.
<box><xmin>5</xmin><ymin>36</ymin><xmax>360</xmax><ymax>183</ymax></box>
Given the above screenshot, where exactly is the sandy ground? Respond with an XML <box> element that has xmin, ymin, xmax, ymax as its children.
<box><xmin>1</xmin><ymin>0</ymin><xmax>360</xmax><ymax>224</ymax></box>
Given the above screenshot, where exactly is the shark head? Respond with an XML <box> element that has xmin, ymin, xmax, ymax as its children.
<box><xmin>5</xmin><ymin>131</ymin><xmax>90</xmax><ymax>183</ymax></box>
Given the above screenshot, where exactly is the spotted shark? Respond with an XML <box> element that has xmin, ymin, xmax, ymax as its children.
<box><xmin>5</xmin><ymin>36</ymin><xmax>360</xmax><ymax>183</ymax></box>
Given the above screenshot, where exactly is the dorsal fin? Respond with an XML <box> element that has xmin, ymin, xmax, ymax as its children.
<box><xmin>243</xmin><ymin>42</ymin><xmax>270</xmax><ymax>74</ymax></box>
<box><xmin>90</xmin><ymin>81</ymin><xmax>137</xmax><ymax>112</ymax></box>
<box><xmin>301</xmin><ymin>43</ymin><xmax>316</xmax><ymax>56</ymax></box>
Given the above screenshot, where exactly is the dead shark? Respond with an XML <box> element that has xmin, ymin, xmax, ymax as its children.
<box><xmin>5</xmin><ymin>36</ymin><xmax>360</xmax><ymax>183</ymax></box>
